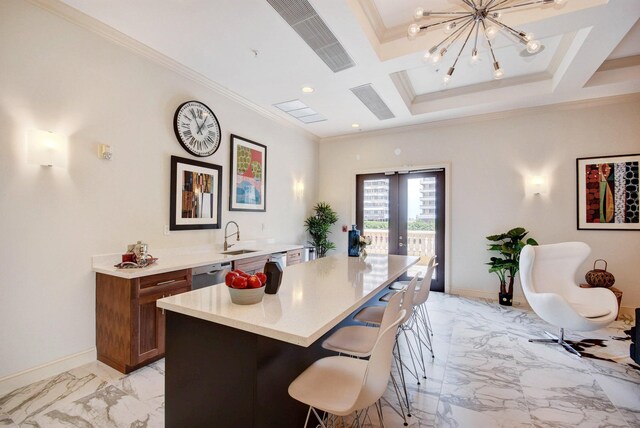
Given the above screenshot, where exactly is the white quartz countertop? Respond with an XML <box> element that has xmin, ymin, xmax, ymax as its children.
<box><xmin>91</xmin><ymin>243</ymin><xmax>303</xmax><ymax>279</ymax></box>
<box><xmin>157</xmin><ymin>254</ymin><xmax>418</xmax><ymax>347</ymax></box>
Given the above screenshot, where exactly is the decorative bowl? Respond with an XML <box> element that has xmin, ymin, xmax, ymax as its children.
<box><xmin>228</xmin><ymin>285</ymin><xmax>266</xmax><ymax>305</ymax></box>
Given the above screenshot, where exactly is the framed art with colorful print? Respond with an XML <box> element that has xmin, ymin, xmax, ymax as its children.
<box><xmin>577</xmin><ymin>154</ymin><xmax>639</xmax><ymax>230</ymax></box>
<box><xmin>229</xmin><ymin>134</ymin><xmax>267</xmax><ymax>212</ymax></box>
<box><xmin>170</xmin><ymin>156</ymin><xmax>223</xmax><ymax>230</ymax></box>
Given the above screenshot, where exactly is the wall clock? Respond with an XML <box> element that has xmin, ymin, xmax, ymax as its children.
<box><xmin>173</xmin><ymin>100</ymin><xmax>221</xmax><ymax>157</ymax></box>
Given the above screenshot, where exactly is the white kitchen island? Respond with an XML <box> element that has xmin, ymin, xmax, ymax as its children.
<box><xmin>157</xmin><ymin>253</ymin><xmax>418</xmax><ymax>428</ymax></box>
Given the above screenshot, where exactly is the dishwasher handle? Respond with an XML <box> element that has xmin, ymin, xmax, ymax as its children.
<box><xmin>192</xmin><ymin>262</ymin><xmax>232</xmax><ymax>276</ymax></box>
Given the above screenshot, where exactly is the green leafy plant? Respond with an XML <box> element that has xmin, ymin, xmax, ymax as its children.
<box><xmin>486</xmin><ymin>227</ymin><xmax>538</xmax><ymax>296</ymax></box>
<box><xmin>304</xmin><ymin>202</ymin><xmax>339</xmax><ymax>258</ymax></box>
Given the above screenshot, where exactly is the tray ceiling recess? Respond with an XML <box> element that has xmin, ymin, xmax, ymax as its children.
<box><xmin>407</xmin><ymin>0</ymin><xmax>567</xmax><ymax>83</ymax></box>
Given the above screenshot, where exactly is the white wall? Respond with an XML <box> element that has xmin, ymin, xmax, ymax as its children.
<box><xmin>319</xmin><ymin>98</ymin><xmax>640</xmax><ymax>309</ymax></box>
<box><xmin>0</xmin><ymin>0</ymin><xmax>318</xmax><ymax>379</ymax></box>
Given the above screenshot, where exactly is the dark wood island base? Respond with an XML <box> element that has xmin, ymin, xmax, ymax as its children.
<box><xmin>165</xmin><ymin>311</ymin><xmax>336</xmax><ymax>427</ymax></box>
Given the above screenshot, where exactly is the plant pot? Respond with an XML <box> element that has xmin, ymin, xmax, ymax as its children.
<box><xmin>498</xmin><ymin>292</ymin><xmax>513</xmax><ymax>306</ymax></box>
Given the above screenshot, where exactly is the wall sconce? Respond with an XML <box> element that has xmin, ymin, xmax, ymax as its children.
<box><xmin>98</xmin><ymin>144</ymin><xmax>112</xmax><ymax>160</ymax></box>
<box><xmin>526</xmin><ymin>175</ymin><xmax>549</xmax><ymax>196</ymax></box>
<box><xmin>293</xmin><ymin>180</ymin><xmax>305</xmax><ymax>199</ymax></box>
<box><xmin>27</xmin><ymin>129</ymin><xmax>67</xmax><ymax>168</ymax></box>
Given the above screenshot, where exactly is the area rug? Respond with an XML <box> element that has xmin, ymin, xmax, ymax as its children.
<box><xmin>567</xmin><ymin>328</ymin><xmax>640</xmax><ymax>371</ymax></box>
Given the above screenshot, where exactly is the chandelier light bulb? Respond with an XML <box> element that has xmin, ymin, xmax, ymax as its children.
<box><xmin>485</xmin><ymin>25</ymin><xmax>499</xmax><ymax>40</ymax></box>
<box><xmin>493</xmin><ymin>62</ymin><xmax>504</xmax><ymax>80</ymax></box>
<box><xmin>444</xmin><ymin>22</ymin><xmax>457</xmax><ymax>34</ymax></box>
<box><xmin>431</xmin><ymin>52</ymin><xmax>442</xmax><ymax>64</ymax></box>
<box><xmin>408</xmin><ymin>23</ymin><xmax>421</xmax><ymax>38</ymax></box>
<box><xmin>526</xmin><ymin>39</ymin><xmax>541</xmax><ymax>54</ymax></box>
<box><xmin>554</xmin><ymin>0</ymin><xmax>567</xmax><ymax>4</ymax></box>
<box><xmin>470</xmin><ymin>48</ymin><xmax>479</xmax><ymax>64</ymax></box>
<box><xmin>423</xmin><ymin>51</ymin><xmax>431</xmax><ymax>61</ymax></box>
<box><xmin>443</xmin><ymin>67</ymin><xmax>454</xmax><ymax>84</ymax></box>
<box><xmin>414</xmin><ymin>7</ymin><xmax>425</xmax><ymax>20</ymax></box>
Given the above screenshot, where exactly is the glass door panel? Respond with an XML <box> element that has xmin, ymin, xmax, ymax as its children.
<box><xmin>357</xmin><ymin>170</ymin><xmax>444</xmax><ymax>292</ymax></box>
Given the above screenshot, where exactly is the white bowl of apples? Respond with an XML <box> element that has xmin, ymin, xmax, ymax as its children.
<box><xmin>225</xmin><ymin>270</ymin><xmax>268</xmax><ymax>305</ymax></box>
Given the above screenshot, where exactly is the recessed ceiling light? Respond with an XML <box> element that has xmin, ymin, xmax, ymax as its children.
<box><xmin>351</xmin><ymin>123</ymin><xmax>360</xmax><ymax>128</ymax></box>
<box><xmin>301</xmin><ymin>87</ymin><xmax>314</xmax><ymax>93</ymax></box>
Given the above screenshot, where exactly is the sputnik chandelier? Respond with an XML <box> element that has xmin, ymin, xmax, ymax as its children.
<box><xmin>408</xmin><ymin>0</ymin><xmax>568</xmax><ymax>83</ymax></box>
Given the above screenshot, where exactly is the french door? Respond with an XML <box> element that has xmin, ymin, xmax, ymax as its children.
<box><xmin>356</xmin><ymin>170</ymin><xmax>445</xmax><ymax>292</ymax></box>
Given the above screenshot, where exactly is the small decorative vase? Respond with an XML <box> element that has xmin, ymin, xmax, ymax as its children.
<box><xmin>498</xmin><ymin>292</ymin><xmax>513</xmax><ymax>306</ymax></box>
<box><xmin>264</xmin><ymin>261</ymin><xmax>283</xmax><ymax>294</ymax></box>
<box><xmin>348</xmin><ymin>225</ymin><xmax>360</xmax><ymax>257</ymax></box>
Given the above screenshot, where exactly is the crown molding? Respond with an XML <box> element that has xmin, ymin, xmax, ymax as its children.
<box><xmin>320</xmin><ymin>92</ymin><xmax>640</xmax><ymax>143</ymax></box>
<box><xmin>26</xmin><ymin>0</ymin><xmax>319</xmax><ymax>142</ymax></box>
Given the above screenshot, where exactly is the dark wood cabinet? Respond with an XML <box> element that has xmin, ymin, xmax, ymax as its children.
<box><xmin>96</xmin><ymin>269</ymin><xmax>191</xmax><ymax>373</ymax></box>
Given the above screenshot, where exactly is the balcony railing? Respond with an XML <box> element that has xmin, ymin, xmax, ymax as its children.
<box><xmin>364</xmin><ymin>229</ymin><xmax>435</xmax><ymax>258</ymax></box>
<box><xmin>364</xmin><ymin>229</ymin><xmax>436</xmax><ymax>278</ymax></box>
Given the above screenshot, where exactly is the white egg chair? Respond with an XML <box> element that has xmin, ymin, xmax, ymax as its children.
<box><xmin>519</xmin><ymin>242</ymin><xmax>618</xmax><ymax>357</ymax></box>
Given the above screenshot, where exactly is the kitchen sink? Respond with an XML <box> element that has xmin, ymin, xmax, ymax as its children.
<box><xmin>221</xmin><ymin>249</ymin><xmax>258</xmax><ymax>255</ymax></box>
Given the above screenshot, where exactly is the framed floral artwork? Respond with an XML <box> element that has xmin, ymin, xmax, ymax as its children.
<box><xmin>577</xmin><ymin>153</ymin><xmax>639</xmax><ymax>230</ymax></box>
<box><xmin>229</xmin><ymin>134</ymin><xmax>267</xmax><ymax>212</ymax></box>
<box><xmin>170</xmin><ymin>156</ymin><xmax>222</xmax><ymax>230</ymax></box>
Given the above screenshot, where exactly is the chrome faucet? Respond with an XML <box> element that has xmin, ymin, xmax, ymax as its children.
<box><xmin>223</xmin><ymin>221</ymin><xmax>240</xmax><ymax>251</ymax></box>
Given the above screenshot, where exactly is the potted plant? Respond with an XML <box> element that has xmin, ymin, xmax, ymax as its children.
<box><xmin>304</xmin><ymin>202</ymin><xmax>338</xmax><ymax>258</ymax></box>
<box><xmin>486</xmin><ymin>227</ymin><xmax>538</xmax><ymax>306</ymax></box>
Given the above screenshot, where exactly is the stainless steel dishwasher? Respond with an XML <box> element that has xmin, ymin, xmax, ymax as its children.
<box><xmin>192</xmin><ymin>262</ymin><xmax>232</xmax><ymax>290</ymax></box>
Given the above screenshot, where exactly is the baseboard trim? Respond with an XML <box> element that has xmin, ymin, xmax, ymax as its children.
<box><xmin>450</xmin><ymin>288</ymin><xmax>531</xmax><ymax>309</ymax></box>
<box><xmin>0</xmin><ymin>348</ymin><xmax>96</xmax><ymax>396</ymax></box>
<box><xmin>450</xmin><ymin>289</ymin><xmax>635</xmax><ymax>321</ymax></box>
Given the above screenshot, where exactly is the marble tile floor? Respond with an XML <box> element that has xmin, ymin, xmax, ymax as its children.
<box><xmin>1</xmin><ymin>294</ymin><xmax>638</xmax><ymax>427</ymax></box>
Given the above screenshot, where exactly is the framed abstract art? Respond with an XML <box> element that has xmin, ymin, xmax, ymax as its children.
<box><xmin>229</xmin><ymin>134</ymin><xmax>267</xmax><ymax>212</ymax></box>
<box><xmin>577</xmin><ymin>153</ymin><xmax>639</xmax><ymax>230</ymax></box>
<box><xmin>170</xmin><ymin>156</ymin><xmax>222</xmax><ymax>230</ymax></box>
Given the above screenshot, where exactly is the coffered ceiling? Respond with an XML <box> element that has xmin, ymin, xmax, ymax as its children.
<box><xmin>54</xmin><ymin>0</ymin><xmax>640</xmax><ymax>138</ymax></box>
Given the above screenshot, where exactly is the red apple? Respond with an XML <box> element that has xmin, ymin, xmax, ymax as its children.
<box><xmin>233</xmin><ymin>269</ymin><xmax>249</xmax><ymax>278</ymax></box>
<box><xmin>247</xmin><ymin>275</ymin><xmax>262</xmax><ymax>289</ymax></box>
<box><xmin>232</xmin><ymin>276</ymin><xmax>248</xmax><ymax>289</ymax></box>
<box><xmin>225</xmin><ymin>271</ymin><xmax>239</xmax><ymax>287</ymax></box>
<box><xmin>256</xmin><ymin>272</ymin><xmax>267</xmax><ymax>285</ymax></box>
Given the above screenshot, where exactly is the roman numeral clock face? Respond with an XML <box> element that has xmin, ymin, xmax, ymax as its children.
<box><xmin>173</xmin><ymin>101</ymin><xmax>221</xmax><ymax>157</ymax></box>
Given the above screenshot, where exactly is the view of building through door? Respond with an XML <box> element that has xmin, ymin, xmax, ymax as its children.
<box><xmin>356</xmin><ymin>170</ymin><xmax>445</xmax><ymax>292</ymax></box>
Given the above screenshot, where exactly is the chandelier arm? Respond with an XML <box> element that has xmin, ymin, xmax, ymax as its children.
<box><xmin>484</xmin><ymin>0</ymin><xmax>507</xmax><ymax>9</ymax></box>
<box><xmin>485</xmin><ymin>16</ymin><xmax>528</xmax><ymax>42</ymax></box>
<box><xmin>480</xmin><ymin>20</ymin><xmax>499</xmax><ymax>64</ymax></box>
<box><xmin>460</xmin><ymin>0</ymin><xmax>477</xmax><ymax>8</ymax></box>
<box><xmin>423</xmin><ymin>12</ymin><xmax>478</xmax><ymax>16</ymax></box>
<box><xmin>441</xmin><ymin>18</ymin><xmax>475</xmax><ymax>51</ymax></box>
<box><xmin>473</xmin><ymin>19</ymin><xmax>480</xmax><ymax>52</ymax></box>
<box><xmin>491</xmin><ymin>0</ymin><xmax>553</xmax><ymax>12</ymax></box>
<box><xmin>419</xmin><ymin>14</ymin><xmax>474</xmax><ymax>32</ymax></box>
<box><xmin>451</xmin><ymin>21</ymin><xmax>477</xmax><ymax>69</ymax></box>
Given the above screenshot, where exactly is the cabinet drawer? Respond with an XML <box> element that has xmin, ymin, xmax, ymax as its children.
<box><xmin>233</xmin><ymin>255</ymin><xmax>270</xmax><ymax>274</ymax></box>
<box><xmin>287</xmin><ymin>249</ymin><xmax>303</xmax><ymax>265</ymax></box>
<box><xmin>137</xmin><ymin>269</ymin><xmax>191</xmax><ymax>295</ymax></box>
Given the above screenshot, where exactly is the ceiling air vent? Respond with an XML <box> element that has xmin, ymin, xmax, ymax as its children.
<box><xmin>266</xmin><ymin>0</ymin><xmax>355</xmax><ymax>73</ymax></box>
<box><xmin>350</xmin><ymin>84</ymin><xmax>395</xmax><ymax>120</ymax></box>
